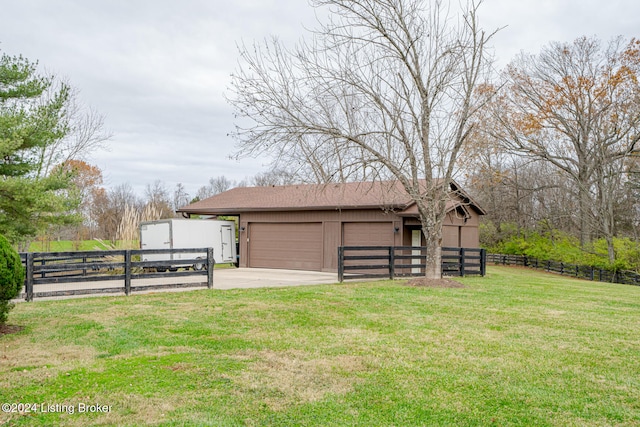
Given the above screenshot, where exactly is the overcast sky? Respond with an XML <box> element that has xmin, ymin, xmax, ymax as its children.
<box><xmin>1</xmin><ymin>0</ymin><xmax>638</xmax><ymax>199</ymax></box>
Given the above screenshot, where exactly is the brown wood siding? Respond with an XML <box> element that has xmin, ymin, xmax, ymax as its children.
<box><xmin>241</xmin><ymin>209</ymin><xmax>399</xmax><ymax>223</ymax></box>
<box><xmin>248</xmin><ymin>222</ymin><xmax>323</xmax><ymax>270</ymax></box>
<box><xmin>460</xmin><ymin>226</ymin><xmax>479</xmax><ymax>248</ymax></box>
<box><xmin>343</xmin><ymin>222</ymin><xmax>394</xmax><ymax>246</ymax></box>
<box><xmin>323</xmin><ymin>221</ymin><xmax>341</xmax><ymax>271</ymax></box>
<box><xmin>442</xmin><ymin>225</ymin><xmax>460</xmax><ymax>247</ymax></box>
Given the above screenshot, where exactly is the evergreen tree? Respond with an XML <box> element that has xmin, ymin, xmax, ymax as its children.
<box><xmin>0</xmin><ymin>51</ymin><xmax>80</xmax><ymax>243</ymax></box>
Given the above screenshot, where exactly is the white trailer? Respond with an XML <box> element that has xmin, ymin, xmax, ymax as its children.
<box><xmin>139</xmin><ymin>219</ymin><xmax>236</xmax><ymax>270</ymax></box>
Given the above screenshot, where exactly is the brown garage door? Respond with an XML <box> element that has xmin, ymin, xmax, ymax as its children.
<box><xmin>248</xmin><ymin>222</ymin><xmax>323</xmax><ymax>270</ymax></box>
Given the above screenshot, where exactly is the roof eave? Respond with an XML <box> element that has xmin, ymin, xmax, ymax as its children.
<box><xmin>177</xmin><ymin>204</ymin><xmax>408</xmax><ymax>215</ymax></box>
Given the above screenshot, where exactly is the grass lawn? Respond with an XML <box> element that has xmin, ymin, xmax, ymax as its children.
<box><xmin>27</xmin><ymin>240</ymin><xmax>134</xmax><ymax>252</ymax></box>
<box><xmin>1</xmin><ymin>266</ymin><xmax>639</xmax><ymax>426</ymax></box>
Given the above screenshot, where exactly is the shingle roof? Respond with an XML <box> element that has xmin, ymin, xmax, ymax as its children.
<box><xmin>178</xmin><ymin>180</ymin><xmax>486</xmax><ymax>216</ymax></box>
<box><xmin>178</xmin><ymin>181</ymin><xmax>413</xmax><ymax>215</ymax></box>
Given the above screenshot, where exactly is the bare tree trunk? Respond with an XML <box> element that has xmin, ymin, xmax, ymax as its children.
<box><xmin>578</xmin><ymin>182</ymin><xmax>592</xmax><ymax>248</ymax></box>
<box><xmin>422</xmin><ymin>223</ymin><xmax>443</xmax><ymax>279</ymax></box>
<box><xmin>413</xmin><ymin>187</ymin><xmax>447</xmax><ymax>279</ymax></box>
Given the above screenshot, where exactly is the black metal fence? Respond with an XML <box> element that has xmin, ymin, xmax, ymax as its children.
<box><xmin>487</xmin><ymin>253</ymin><xmax>640</xmax><ymax>286</ymax></box>
<box><xmin>18</xmin><ymin>248</ymin><xmax>215</xmax><ymax>301</ymax></box>
<box><xmin>338</xmin><ymin>246</ymin><xmax>486</xmax><ymax>282</ymax></box>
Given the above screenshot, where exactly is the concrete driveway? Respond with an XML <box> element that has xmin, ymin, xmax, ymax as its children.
<box><xmin>17</xmin><ymin>268</ymin><xmax>340</xmax><ymax>301</ymax></box>
<box><xmin>213</xmin><ymin>268</ymin><xmax>339</xmax><ymax>289</ymax></box>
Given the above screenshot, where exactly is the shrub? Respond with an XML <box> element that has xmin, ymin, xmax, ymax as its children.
<box><xmin>485</xmin><ymin>227</ymin><xmax>640</xmax><ymax>272</ymax></box>
<box><xmin>590</xmin><ymin>238</ymin><xmax>640</xmax><ymax>272</ymax></box>
<box><xmin>479</xmin><ymin>221</ymin><xmax>521</xmax><ymax>253</ymax></box>
<box><xmin>0</xmin><ymin>234</ymin><xmax>24</xmax><ymax>324</ymax></box>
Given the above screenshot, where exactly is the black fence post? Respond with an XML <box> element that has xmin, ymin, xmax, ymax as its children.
<box><xmin>338</xmin><ymin>247</ymin><xmax>344</xmax><ymax>283</ymax></box>
<box><xmin>25</xmin><ymin>253</ymin><xmax>34</xmax><ymax>302</ymax></box>
<box><xmin>459</xmin><ymin>248</ymin><xmax>466</xmax><ymax>277</ymax></box>
<box><xmin>207</xmin><ymin>247</ymin><xmax>214</xmax><ymax>289</ymax></box>
<box><xmin>124</xmin><ymin>250</ymin><xmax>131</xmax><ymax>296</ymax></box>
<box><xmin>480</xmin><ymin>249</ymin><xmax>486</xmax><ymax>277</ymax></box>
<box><xmin>389</xmin><ymin>246</ymin><xmax>395</xmax><ymax>280</ymax></box>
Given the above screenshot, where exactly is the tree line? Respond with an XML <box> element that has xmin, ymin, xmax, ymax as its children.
<box><xmin>461</xmin><ymin>36</ymin><xmax>640</xmax><ymax>268</ymax></box>
<box><xmin>35</xmin><ymin>167</ymin><xmax>298</xmax><ymax>247</ymax></box>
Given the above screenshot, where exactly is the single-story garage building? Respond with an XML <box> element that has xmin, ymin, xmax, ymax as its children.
<box><xmin>177</xmin><ymin>180</ymin><xmax>485</xmax><ymax>272</ymax></box>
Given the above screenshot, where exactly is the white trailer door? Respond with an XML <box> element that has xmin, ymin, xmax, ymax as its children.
<box><xmin>140</xmin><ymin>222</ymin><xmax>172</xmax><ymax>262</ymax></box>
<box><xmin>220</xmin><ymin>224</ymin><xmax>234</xmax><ymax>263</ymax></box>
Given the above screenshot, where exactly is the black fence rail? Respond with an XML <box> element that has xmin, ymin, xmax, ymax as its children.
<box><xmin>442</xmin><ymin>247</ymin><xmax>486</xmax><ymax>277</ymax></box>
<box><xmin>487</xmin><ymin>253</ymin><xmax>640</xmax><ymax>286</ymax></box>
<box><xmin>338</xmin><ymin>246</ymin><xmax>486</xmax><ymax>282</ymax></box>
<box><xmin>19</xmin><ymin>248</ymin><xmax>215</xmax><ymax>301</ymax></box>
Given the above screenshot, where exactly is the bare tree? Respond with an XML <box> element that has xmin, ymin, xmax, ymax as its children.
<box><xmin>35</xmin><ymin>83</ymin><xmax>111</xmax><ymax>178</ymax></box>
<box><xmin>195</xmin><ymin>175</ymin><xmax>234</xmax><ymax>200</ymax></box>
<box><xmin>50</xmin><ymin>160</ymin><xmax>105</xmax><ymax>239</ymax></box>
<box><xmin>173</xmin><ymin>183</ymin><xmax>191</xmax><ymax>212</ymax></box>
<box><xmin>461</xmin><ymin>120</ymin><xmax>581</xmax><ymax>242</ymax></box>
<box><xmin>490</xmin><ymin>36</ymin><xmax>640</xmax><ymax>261</ymax></box>
<box><xmin>465</xmin><ymin>150</ymin><xmax>581</xmax><ymax>244</ymax></box>
<box><xmin>144</xmin><ymin>180</ymin><xmax>173</xmax><ymax>219</ymax></box>
<box><xmin>229</xmin><ymin>0</ymin><xmax>495</xmax><ymax>278</ymax></box>
<box><xmin>92</xmin><ymin>183</ymin><xmax>140</xmax><ymax>242</ymax></box>
<box><xmin>252</xmin><ymin>169</ymin><xmax>297</xmax><ymax>186</ymax></box>
<box><xmin>623</xmin><ymin>156</ymin><xmax>640</xmax><ymax>240</ymax></box>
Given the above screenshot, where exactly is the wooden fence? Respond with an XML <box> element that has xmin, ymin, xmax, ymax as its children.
<box><xmin>487</xmin><ymin>253</ymin><xmax>640</xmax><ymax>286</ymax></box>
<box><xmin>338</xmin><ymin>246</ymin><xmax>486</xmax><ymax>282</ymax></box>
<box><xmin>18</xmin><ymin>248</ymin><xmax>214</xmax><ymax>301</ymax></box>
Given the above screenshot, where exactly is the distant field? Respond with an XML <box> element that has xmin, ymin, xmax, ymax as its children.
<box><xmin>1</xmin><ymin>266</ymin><xmax>638</xmax><ymax>426</ymax></box>
<box><xmin>27</xmin><ymin>240</ymin><xmax>138</xmax><ymax>252</ymax></box>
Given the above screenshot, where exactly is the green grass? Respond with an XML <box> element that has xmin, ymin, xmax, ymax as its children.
<box><xmin>28</xmin><ymin>240</ymin><xmax>134</xmax><ymax>252</ymax></box>
<box><xmin>1</xmin><ymin>266</ymin><xmax>639</xmax><ymax>426</ymax></box>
